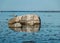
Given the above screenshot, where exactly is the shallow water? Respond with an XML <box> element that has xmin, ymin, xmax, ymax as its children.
<box><xmin>0</xmin><ymin>12</ymin><xmax>60</xmax><ymax>43</ymax></box>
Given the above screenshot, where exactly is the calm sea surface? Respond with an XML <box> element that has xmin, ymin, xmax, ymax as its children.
<box><xmin>0</xmin><ymin>12</ymin><xmax>60</xmax><ymax>43</ymax></box>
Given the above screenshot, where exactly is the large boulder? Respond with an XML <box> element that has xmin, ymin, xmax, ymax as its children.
<box><xmin>8</xmin><ymin>14</ymin><xmax>41</xmax><ymax>32</ymax></box>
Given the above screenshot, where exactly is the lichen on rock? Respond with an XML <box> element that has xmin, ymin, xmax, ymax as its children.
<box><xmin>8</xmin><ymin>14</ymin><xmax>41</xmax><ymax>32</ymax></box>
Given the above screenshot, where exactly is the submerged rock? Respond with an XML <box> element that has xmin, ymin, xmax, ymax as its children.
<box><xmin>22</xmin><ymin>41</ymin><xmax>36</xmax><ymax>43</ymax></box>
<box><xmin>8</xmin><ymin>14</ymin><xmax>41</xmax><ymax>32</ymax></box>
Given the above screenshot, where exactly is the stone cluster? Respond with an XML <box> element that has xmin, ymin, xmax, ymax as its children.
<box><xmin>8</xmin><ymin>14</ymin><xmax>41</xmax><ymax>32</ymax></box>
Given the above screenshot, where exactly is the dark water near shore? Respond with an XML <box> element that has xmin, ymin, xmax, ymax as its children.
<box><xmin>0</xmin><ymin>12</ymin><xmax>60</xmax><ymax>43</ymax></box>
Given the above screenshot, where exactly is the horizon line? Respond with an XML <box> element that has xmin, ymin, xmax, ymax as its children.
<box><xmin>0</xmin><ymin>11</ymin><xmax>60</xmax><ymax>12</ymax></box>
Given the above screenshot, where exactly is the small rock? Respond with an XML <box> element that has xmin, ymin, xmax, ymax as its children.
<box><xmin>8</xmin><ymin>14</ymin><xmax>41</xmax><ymax>32</ymax></box>
<box><xmin>22</xmin><ymin>41</ymin><xmax>36</xmax><ymax>43</ymax></box>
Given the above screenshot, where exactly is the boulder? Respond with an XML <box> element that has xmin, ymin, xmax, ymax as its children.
<box><xmin>8</xmin><ymin>14</ymin><xmax>41</xmax><ymax>32</ymax></box>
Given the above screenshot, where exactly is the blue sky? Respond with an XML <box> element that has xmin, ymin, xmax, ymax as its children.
<box><xmin>0</xmin><ymin>0</ymin><xmax>60</xmax><ymax>11</ymax></box>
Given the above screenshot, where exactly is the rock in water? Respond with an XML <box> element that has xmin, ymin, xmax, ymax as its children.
<box><xmin>8</xmin><ymin>14</ymin><xmax>41</xmax><ymax>32</ymax></box>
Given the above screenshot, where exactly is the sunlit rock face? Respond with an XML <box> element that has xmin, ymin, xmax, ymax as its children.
<box><xmin>8</xmin><ymin>14</ymin><xmax>41</xmax><ymax>32</ymax></box>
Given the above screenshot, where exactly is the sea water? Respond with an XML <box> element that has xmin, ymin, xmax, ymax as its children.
<box><xmin>0</xmin><ymin>12</ymin><xmax>60</xmax><ymax>43</ymax></box>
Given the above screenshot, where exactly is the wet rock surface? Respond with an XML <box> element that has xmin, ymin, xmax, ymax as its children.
<box><xmin>8</xmin><ymin>14</ymin><xmax>41</xmax><ymax>32</ymax></box>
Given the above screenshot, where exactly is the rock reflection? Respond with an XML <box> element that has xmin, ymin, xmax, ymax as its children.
<box><xmin>9</xmin><ymin>24</ymin><xmax>40</xmax><ymax>32</ymax></box>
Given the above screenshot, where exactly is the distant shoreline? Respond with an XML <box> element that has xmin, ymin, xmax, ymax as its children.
<box><xmin>0</xmin><ymin>11</ymin><xmax>60</xmax><ymax>12</ymax></box>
